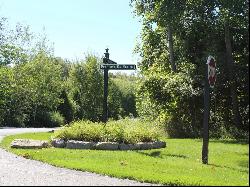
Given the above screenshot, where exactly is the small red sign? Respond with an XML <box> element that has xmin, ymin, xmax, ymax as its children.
<box><xmin>207</xmin><ymin>56</ymin><xmax>216</xmax><ymax>88</ymax></box>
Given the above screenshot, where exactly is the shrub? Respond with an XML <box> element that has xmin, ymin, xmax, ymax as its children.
<box><xmin>54</xmin><ymin>120</ymin><xmax>104</xmax><ymax>142</ymax></box>
<box><xmin>58</xmin><ymin>90</ymin><xmax>74</xmax><ymax>124</ymax></box>
<box><xmin>49</xmin><ymin>111</ymin><xmax>65</xmax><ymax>127</ymax></box>
<box><xmin>122</xmin><ymin>120</ymin><xmax>163</xmax><ymax>144</ymax></box>
<box><xmin>103</xmin><ymin>121</ymin><xmax>124</xmax><ymax>143</ymax></box>
<box><xmin>54</xmin><ymin>118</ymin><xmax>163</xmax><ymax>144</ymax></box>
<box><xmin>31</xmin><ymin>111</ymin><xmax>65</xmax><ymax>127</ymax></box>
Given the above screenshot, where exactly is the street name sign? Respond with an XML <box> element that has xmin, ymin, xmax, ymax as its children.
<box><xmin>100</xmin><ymin>64</ymin><xmax>136</xmax><ymax>70</ymax></box>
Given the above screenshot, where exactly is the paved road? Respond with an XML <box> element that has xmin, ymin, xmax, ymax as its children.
<box><xmin>0</xmin><ymin>128</ymin><xmax>155</xmax><ymax>186</ymax></box>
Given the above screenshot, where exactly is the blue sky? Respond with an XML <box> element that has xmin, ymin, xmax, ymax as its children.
<box><xmin>0</xmin><ymin>0</ymin><xmax>141</xmax><ymax>66</ymax></box>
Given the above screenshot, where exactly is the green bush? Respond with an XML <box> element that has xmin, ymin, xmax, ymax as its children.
<box><xmin>57</xmin><ymin>90</ymin><xmax>74</xmax><ymax>123</ymax></box>
<box><xmin>31</xmin><ymin>111</ymin><xmax>65</xmax><ymax>127</ymax></box>
<box><xmin>48</xmin><ymin>111</ymin><xmax>65</xmax><ymax>127</ymax></box>
<box><xmin>103</xmin><ymin>121</ymin><xmax>124</xmax><ymax>142</ymax></box>
<box><xmin>54</xmin><ymin>120</ymin><xmax>104</xmax><ymax>142</ymax></box>
<box><xmin>137</xmin><ymin>64</ymin><xmax>204</xmax><ymax>138</ymax></box>
<box><xmin>122</xmin><ymin>120</ymin><xmax>162</xmax><ymax>144</ymax></box>
<box><xmin>54</xmin><ymin>118</ymin><xmax>163</xmax><ymax>144</ymax></box>
<box><xmin>0</xmin><ymin>53</ymin><xmax>66</xmax><ymax>127</ymax></box>
<box><xmin>69</xmin><ymin>56</ymin><xmax>103</xmax><ymax>122</ymax></box>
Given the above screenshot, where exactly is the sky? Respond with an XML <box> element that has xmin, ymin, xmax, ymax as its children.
<box><xmin>0</xmin><ymin>0</ymin><xmax>142</xmax><ymax>69</ymax></box>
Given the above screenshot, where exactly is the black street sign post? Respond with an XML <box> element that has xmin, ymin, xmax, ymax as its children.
<box><xmin>101</xmin><ymin>49</ymin><xmax>136</xmax><ymax>122</ymax></box>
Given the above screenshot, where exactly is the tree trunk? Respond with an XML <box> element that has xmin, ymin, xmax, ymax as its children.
<box><xmin>190</xmin><ymin>96</ymin><xmax>197</xmax><ymax>136</ymax></box>
<box><xmin>168</xmin><ymin>26</ymin><xmax>177</xmax><ymax>72</ymax></box>
<box><xmin>224</xmin><ymin>19</ymin><xmax>242</xmax><ymax>127</ymax></box>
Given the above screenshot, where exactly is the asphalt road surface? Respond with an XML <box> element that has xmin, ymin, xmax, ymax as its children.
<box><xmin>0</xmin><ymin>128</ymin><xmax>156</xmax><ymax>186</ymax></box>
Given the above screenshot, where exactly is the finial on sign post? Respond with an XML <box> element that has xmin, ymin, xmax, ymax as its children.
<box><xmin>104</xmin><ymin>48</ymin><xmax>109</xmax><ymax>59</ymax></box>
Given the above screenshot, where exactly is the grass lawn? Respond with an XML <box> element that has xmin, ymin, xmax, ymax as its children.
<box><xmin>0</xmin><ymin>132</ymin><xmax>248</xmax><ymax>186</ymax></box>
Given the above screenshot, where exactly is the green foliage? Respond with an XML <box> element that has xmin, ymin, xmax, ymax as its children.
<box><xmin>0</xmin><ymin>53</ymin><xmax>65</xmax><ymax>127</ymax></box>
<box><xmin>0</xmin><ymin>67</ymin><xmax>15</xmax><ymax>126</ymax></box>
<box><xmin>107</xmin><ymin>81</ymin><xmax>123</xmax><ymax>120</ymax></box>
<box><xmin>47</xmin><ymin>111</ymin><xmax>65</xmax><ymax>127</ymax></box>
<box><xmin>0</xmin><ymin>44</ymin><xmax>28</xmax><ymax>65</ymax></box>
<box><xmin>54</xmin><ymin>120</ymin><xmax>104</xmax><ymax>142</ymax></box>
<box><xmin>1</xmin><ymin>18</ymin><xmax>138</xmax><ymax>127</ymax></box>
<box><xmin>0</xmin><ymin>47</ymin><xmax>138</xmax><ymax>127</ymax></box>
<box><xmin>69</xmin><ymin>55</ymin><xmax>103</xmax><ymax>121</ymax></box>
<box><xmin>0</xmin><ymin>19</ymin><xmax>33</xmax><ymax>66</ymax></box>
<box><xmin>30</xmin><ymin>111</ymin><xmax>65</xmax><ymax>128</ymax></box>
<box><xmin>0</xmin><ymin>18</ymin><xmax>68</xmax><ymax>127</ymax></box>
<box><xmin>137</xmin><ymin>63</ymin><xmax>203</xmax><ymax>138</ymax></box>
<box><xmin>132</xmin><ymin>0</ymin><xmax>249</xmax><ymax>139</ymax></box>
<box><xmin>111</xmin><ymin>73</ymin><xmax>138</xmax><ymax>118</ymax></box>
<box><xmin>54</xmin><ymin>118</ymin><xmax>163</xmax><ymax>144</ymax></box>
<box><xmin>102</xmin><ymin>121</ymin><xmax>124</xmax><ymax>143</ymax></box>
<box><xmin>121</xmin><ymin>120</ymin><xmax>162</xmax><ymax>144</ymax></box>
<box><xmin>57</xmin><ymin>90</ymin><xmax>74</xmax><ymax>124</ymax></box>
<box><xmin>18</xmin><ymin>53</ymin><xmax>64</xmax><ymax>127</ymax></box>
<box><xmin>68</xmin><ymin>56</ymin><xmax>138</xmax><ymax>122</ymax></box>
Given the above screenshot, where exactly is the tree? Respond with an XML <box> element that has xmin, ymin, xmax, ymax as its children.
<box><xmin>219</xmin><ymin>0</ymin><xmax>249</xmax><ymax>129</ymax></box>
<box><xmin>110</xmin><ymin>73</ymin><xmax>138</xmax><ymax>118</ymax></box>
<box><xmin>69</xmin><ymin>55</ymin><xmax>104</xmax><ymax>121</ymax></box>
<box><xmin>0</xmin><ymin>52</ymin><xmax>65</xmax><ymax>127</ymax></box>
<box><xmin>0</xmin><ymin>18</ymin><xmax>32</xmax><ymax>66</ymax></box>
<box><xmin>57</xmin><ymin>90</ymin><xmax>74</xmax><ymax>124</ymax></box>
<box><xmin>131</xmin><ymin>0</ymin><xmax>249</xmax><ymax>138</ymax></box>
<box><xmin>0</xmin><ymin>67</ymin><xmax>15</xmax><ymax>126</ymax></box>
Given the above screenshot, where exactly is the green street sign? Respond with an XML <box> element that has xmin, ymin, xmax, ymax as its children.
<box><xmin>100</xmin><ymin>64</ymin><xmax>136</xmax><ymax>70</ymax></box>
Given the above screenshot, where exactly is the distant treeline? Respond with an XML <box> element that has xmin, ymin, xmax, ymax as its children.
<box><xmin>0</xmin><ymin>52</ymin><xmax>138</xmax><ymax>127</ymax></box>
<box><xmin>0</xmin><ymin>17</ymin><xmax>137</xmax><ymax>127</ymax></box>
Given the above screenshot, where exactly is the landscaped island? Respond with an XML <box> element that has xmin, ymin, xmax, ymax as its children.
<box><xmin>52</xmin><ymin>119</ymin><xmax>165</xmax><ymax>150</ymax></box>
<box><xmin>11</xmin><ymin>119</ymin><xmax>166</xmax><ymax>150</ymax></box>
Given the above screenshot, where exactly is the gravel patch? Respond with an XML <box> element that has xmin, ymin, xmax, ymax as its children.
<box><xmin>0</xmin><ymin>128</ymin><xmax>158</xmax><ymax>186</ymax></box>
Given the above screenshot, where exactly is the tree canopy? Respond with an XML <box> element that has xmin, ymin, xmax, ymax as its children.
<box><xmin>131</xmin><ymin>0</ymin><xmax>249</xmax><ymax>138</ymax></box>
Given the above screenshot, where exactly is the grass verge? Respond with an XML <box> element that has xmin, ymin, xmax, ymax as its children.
<box><xmin>0</xmin><ymin>132</ymin><xmax>248</xmax><ymax>186</ymax></box>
